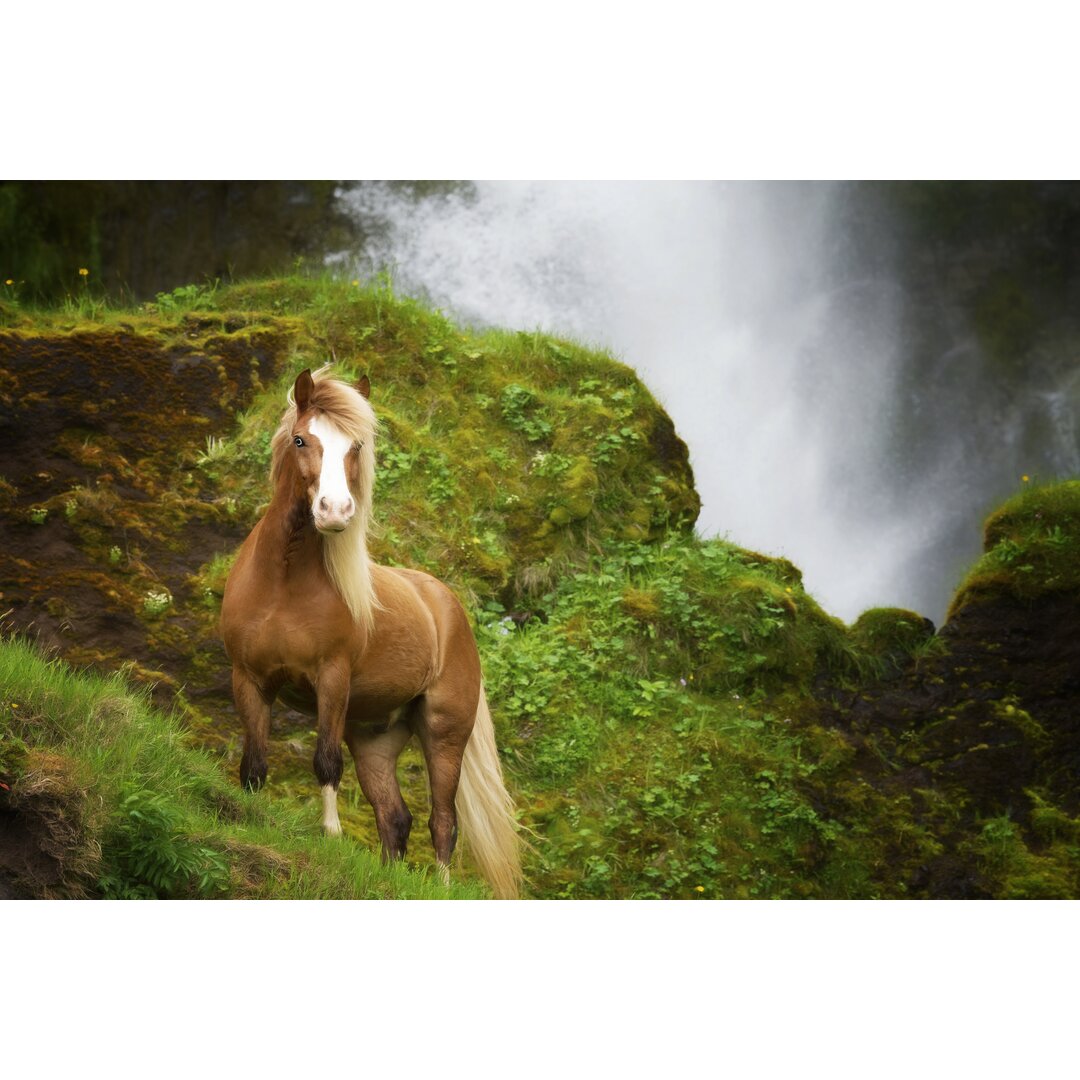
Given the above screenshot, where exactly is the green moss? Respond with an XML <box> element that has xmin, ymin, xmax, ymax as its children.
<box><xmin>851</xmin><ymin>608</ymin><xmax>935</xmax><ymax>664</ymax></box>
<box><xmin>963</xmin><ymin>816</ymin><xmax>1078</xmax><ymax>899</ymax></box>
<box><xmin>1027</xmin><ymin>790</ymin><xmax>1080</xmax><ymax>845</ymax></box>
<box><xmin>950</xmin><ymin>479</ymin><xmax>1080</xmax><ymax>615</ymax></box>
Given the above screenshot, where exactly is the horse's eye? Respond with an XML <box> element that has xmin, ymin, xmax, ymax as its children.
<box><xmin>294</xmin><ymin>436</ymin><xmax>305</xmax><ymax>448</ymax></box>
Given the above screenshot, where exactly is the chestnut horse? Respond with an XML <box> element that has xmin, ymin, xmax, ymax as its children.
<box><xmin>220</xmin><ymin>368</ymin><xmax>522</xmax><ymax>898</ymax></box>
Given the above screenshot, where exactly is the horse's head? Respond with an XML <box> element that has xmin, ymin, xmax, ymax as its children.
<box><xmin>287</xmin><ymin>368</ymin><xmax>373</xmax><ymax>534</ymax></box>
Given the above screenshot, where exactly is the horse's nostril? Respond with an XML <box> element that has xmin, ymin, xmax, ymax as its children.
<box><xmin>319</xmin><ymin>496</ymin><xmax>329</xmax><ymax>512</ymax></box>
<box><xmin>345</xmin><ymin>498</ymin><xmax>354</xmax><ymax>516</ymax></box>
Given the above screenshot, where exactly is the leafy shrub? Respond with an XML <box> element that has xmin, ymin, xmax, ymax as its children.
<box><xmin>97</xmin><ymin>786</ymin><xmax>230</xmax><ymax>899</ymax></box>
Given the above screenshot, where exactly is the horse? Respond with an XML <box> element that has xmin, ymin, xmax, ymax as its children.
<box><xmin>219</xmin><ymin>367</ymin><xmax>522</xmax><ymax>899</ymax></box>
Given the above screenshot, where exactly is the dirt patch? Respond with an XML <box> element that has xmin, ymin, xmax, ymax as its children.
<box><xmin>0</xmin><ymin>327</ymin><xmax>280</xmax><ymax>720</ymax></box>
<box><xmin>0</xmin><ymin>751</ymin><xmax>98</xmax><ymax>898</ymax></box>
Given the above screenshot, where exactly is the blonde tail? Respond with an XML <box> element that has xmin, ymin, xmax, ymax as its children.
<box><xmin>456</xmin><ymin>685</ymin><xmax>523</xmax><ymax>899</ymax></box>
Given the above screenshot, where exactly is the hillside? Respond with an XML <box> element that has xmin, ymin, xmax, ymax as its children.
<box><xmin>2</xmin><ymin>276</ymin><xmax>1078</xmax><ymax>898</ymax></box>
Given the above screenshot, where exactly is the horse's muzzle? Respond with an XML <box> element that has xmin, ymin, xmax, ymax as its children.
<box><xmin>314</xmin><ymin>514</ymin><xmax>352</xmax><ymax>534</ymax></box>
<box><xmin>313</xmin><ymin>495</ymin><xmax>354</xmax><ymax>533</ymax></box>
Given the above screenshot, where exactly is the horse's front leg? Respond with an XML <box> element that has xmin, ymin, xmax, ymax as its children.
<box><xmin>313</xmin><ymin>660</ymin><xmax>350</xmax><ymax>836</ymax></box>
<box><xmin>234</xmin><ymin>667</ymin><xmax>272</xmax><ymax>792</ymax></box>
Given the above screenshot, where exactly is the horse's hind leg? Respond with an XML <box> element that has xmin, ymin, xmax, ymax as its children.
<box><xmin>234</xmin><ymin>668</ymin><xmax>272</xmax><ymax>792</ymax></box>
<box><xmin>413</xmin><ymin>708</ymin><xmax>472</xmax><ymax>884</ymax></box>
<box><xmin>346</xmin><ymin>723</ymin><xmax>414</xmax><ymax>860</ymax></box>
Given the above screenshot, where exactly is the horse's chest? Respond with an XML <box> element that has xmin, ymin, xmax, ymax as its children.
<box><xmin>253</xmin><ymin>612</ymin><xmax>339</xmax><ymax>671</ymax></box>
<box><xmin>265</xmin><ymin>610</ymin><xmax>434</xmax><ymax>716</ymax></box>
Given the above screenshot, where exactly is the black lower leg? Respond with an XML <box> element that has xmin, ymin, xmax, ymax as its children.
<box><xmin>377</xmin><ymin>804</ymin><xmax>413</xmax><ymax>860</ymax></box>
<box><xmin>240</xmin><ymin>748</ymin><xmax>268</xmax><ymax>792</ymax></box>
<box><xmin>313</xmin><ymin>740</ymin><xmax>344</xmax><ymax>789</ymax></box>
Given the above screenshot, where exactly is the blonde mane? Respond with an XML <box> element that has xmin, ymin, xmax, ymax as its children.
<box><xmin>271</xmin><ymin>368</ymin><xmax>380</xmax><ymax>634</ymax></box>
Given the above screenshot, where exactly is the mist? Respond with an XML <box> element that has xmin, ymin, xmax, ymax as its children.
<box><xmin>336</xmin><ymin>181</ymin><xmax>1078</xmax><ymax>625</ymax></box>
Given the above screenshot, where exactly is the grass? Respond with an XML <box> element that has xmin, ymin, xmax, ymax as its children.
<box><xmin>0</xmin><ymin>635</ymin><xmax>484</xmax><ymax>899</ymax></box>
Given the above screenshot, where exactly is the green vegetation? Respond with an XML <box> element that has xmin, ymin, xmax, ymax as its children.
<box><xmin>949</xmin><ymin>479</ymin><xmax>1080</xmax><ymax>616</ymax></box>
<box><xmin>0</xmin><ymin>635</ymin><xmax>482</xmax><ymax>899</ymax></box>
<box><xmin>480</xmin><ymin>536</ymin><xmax>873</xmax><ymax>898</ymax></box>
<box><xmin>0</xmin><ymin>181</ymin><xmax>355</xmax><ymax>303</ymax></box>
<box><xmin>2</xmin><ymin>272</ymin><xmax>1079</xmax><ymax>899</ymax></box>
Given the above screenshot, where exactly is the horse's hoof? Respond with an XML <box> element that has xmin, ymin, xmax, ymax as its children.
<box><xmin>241</xmin><ymin>772</ymin><xmax>266</xmax><ymax>793</ymax></box>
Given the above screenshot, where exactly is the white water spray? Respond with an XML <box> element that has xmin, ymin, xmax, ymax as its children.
<box><xmin>336</xmin><ymin>181</ymin><xmax>1078</xmax><ymax>624</ymax></box>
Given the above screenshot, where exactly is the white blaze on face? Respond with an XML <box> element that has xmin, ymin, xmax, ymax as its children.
<box><xmin>309</xmin><ymin>415</ymin><xmax>355</xmax><ymax>532</ymax></box>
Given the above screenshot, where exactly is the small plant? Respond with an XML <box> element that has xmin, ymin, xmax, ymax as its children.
<box><xmin>143</xmin><ymin>588</ymin><xmax>172</xmax><ymax>617</ymax></box>
<box><xmin>531</xmin><ymin>451</ymin><xmax>572</xmax><ymax>479</ymax></box>
<box><xmin>28</xmin><ymin>507</ymin><xmax>48</xmax><ymax>525</ymax></box>
<box><xmin>424</xmin><ymin>451</ymin><xmax>458</xmax><ymax>506</ymax></box>
<box><xmin>501</xmin><ymin>384</ymin><xmax>553</xmax><ymax>442</ymax></box>
<box><xmin>109</xmin><ymin>546</ymin><xmax>123</xmax><ymax>566</ymax></box>
<box><xmin>1044</xmin><ymin>524</ymin><xmax>1070</xmax><ymax>548</ymax></box>
<box><xmin>196</xmin><ymin>434</ymin><xmax>230</xmax><ymax>467</ymax></box>
<box><xmin>379</xmin><ymin>446</ymin><xmax>415</xmax><ymax>486</ymax></box>
<box><xmin>155</xmin><ymin>281</ymin><xmax>219</xmax><ymax>312</ymax></box>
<box><xmin>993</xmin><ymin>538</ymin><xmax>1023</xmax><ymax>565</ymax></box>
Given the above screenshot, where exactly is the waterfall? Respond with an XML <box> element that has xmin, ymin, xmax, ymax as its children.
<box><xmin>334</xmin><ymin>181</ymin><xmax>1079</xmax><ymax>625</ymax></box>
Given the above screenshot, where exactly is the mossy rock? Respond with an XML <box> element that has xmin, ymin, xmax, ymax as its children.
<box><xmin>983</xmin><ymin>479</ymin><xmax>1080</xmax><ymax>547</ymax></box>
<box><xmin>737</xmin><ymin>549</ymin><xmax>804</xmax><ymax>587</ymax></box>
<box><xmin>951</xmin><ymin>480</ymin><xmax>1080</xmax><ymax>615</ymax></box>
<box><xmin>912</xmin><ymin>697</ymin><xmax>1048</xmax><ymax>809</ymax></box>
<box><xmin>961</xmin><ymin>817</ymin><xmax>1078</xmax><ymax>899</ymax></box>
<box><xmin>546</xmin><ymin>458</ymin><xmax>598</xmax><ymax>526</ymax></box>
<box><xmin>851</xmin><ymin>607</ymin><xmax>935</xmax><ymax>659</ymax></box>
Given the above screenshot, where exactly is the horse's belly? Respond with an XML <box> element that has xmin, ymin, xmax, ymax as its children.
<box><xmin>277</xmin><ymin>680</ymin><xmax>317</xmax><ymax>715</ymax></box>
<box><xmin>274</xmin><ymin>670</ymin><xmax>425</xmax><ymax>725</ymax></box>
<box><xmin>345</xmin><ymin>669</ymin><xmax>427</xmax><ymax>723</ymax></box>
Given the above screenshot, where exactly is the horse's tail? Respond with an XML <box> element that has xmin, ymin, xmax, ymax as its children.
<box><xmin>456</xmin><ymin>684</ymin><xmax>523</xmax><ymax>900</ymax></box>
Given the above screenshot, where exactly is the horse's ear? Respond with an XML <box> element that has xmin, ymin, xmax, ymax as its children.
<box><xmin>294</xmin><ymin>369</ymin><xmax>315</xmax><ymax>413</ymax></box>
<box><xmin>357</xmin><ymin>374</ymin><xmax>371</xmax><ymax>400</ymax></box>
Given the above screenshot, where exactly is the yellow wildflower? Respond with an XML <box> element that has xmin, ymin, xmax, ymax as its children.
<box><xmin>78</xmin><ymin>268</ymin><xmax>89</xmax><ymax>277</ymax></box>
<box><xmin>1022</xmin><ymin>475</ymin><xmax>1030</xmax><ymax>483</ymax></box>
<box><xmin>4</xmin><ymin>279</ymin><xmax>12</xmax><ymax>286</ymax></box>
<box><xmin>694</xmin><ymin>885</ymin><xmax>705</xmax><ymax>893</ymax></box>
<box><xmin>351</xmin><ymin>279</ymin><xmax>360</xmax><ymax>286</ymax></box>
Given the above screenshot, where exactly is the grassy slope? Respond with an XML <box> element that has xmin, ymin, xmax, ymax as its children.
<box><xmin>0</xmin><ymin>635</ymin><xmax>483</xmax><ymax>898</ymax></box>
<box><xmin>2</xmin><ymin>275</ymin><xmax>1078</xmax><ymax>898</ymax></box>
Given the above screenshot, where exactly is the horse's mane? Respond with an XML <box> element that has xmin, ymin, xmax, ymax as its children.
<box><xmin>270</xmin><ymin>368</ymin><xmax>380</xmax><ymax>634</ymax></box>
